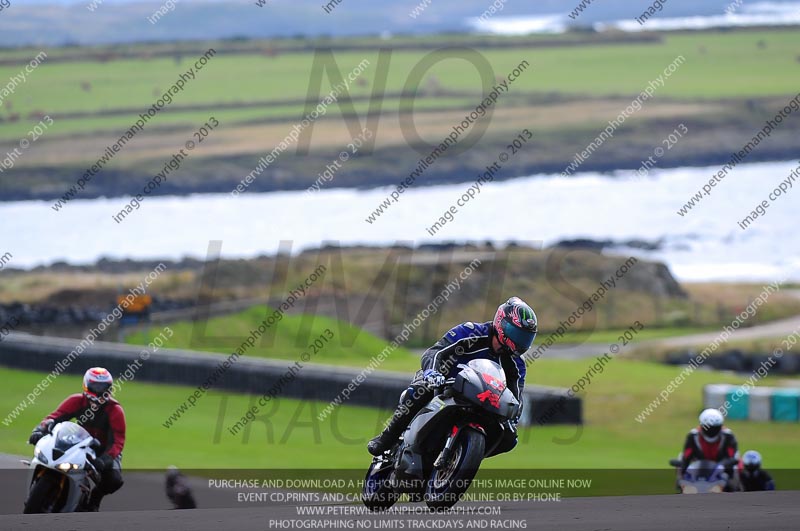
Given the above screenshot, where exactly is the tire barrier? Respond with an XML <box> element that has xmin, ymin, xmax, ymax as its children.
<box><xmin>704</xmin><ymin>384</ymin><xmax>800</xmax><ymax>422</ymax></box>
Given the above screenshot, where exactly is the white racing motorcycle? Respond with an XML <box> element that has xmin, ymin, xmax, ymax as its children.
<box><xmin>22</xmin><ymin>421</ymin><xmax>103</xmax><ymax>513</ymax></box>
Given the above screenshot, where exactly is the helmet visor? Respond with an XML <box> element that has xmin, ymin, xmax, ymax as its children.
<box><xmin>501</xmin><ymin>320</ymin><xmax>536</xmax><ymax>354</ymax></box>
<box><xmin>86</xmin><ymin>380</ymin><xmax>111</xmax><ymax>398</ymax></box>
<box><xmin>702</xmin><ymin>424</ymin><xmax>722</xmax><ymax>438</ymax></box>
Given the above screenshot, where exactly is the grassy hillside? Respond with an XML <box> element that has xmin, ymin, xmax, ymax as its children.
<box><xmin>3</xmin><ymin>31</ymin><xmax>797</xmax><ymax>123</ymax></box>
<box><xmin>124</xmin><ymin>306</ymin><xmax>422</xmax><ymax>372</ymax></box>
<box><xmin>1</xmin><ymin>29</ymin><xmax>798</xmax><ymax>200</ymax></box>
<box><xmin>5</xmin><ymin>248</ymin><xmax>800</xmax><ymax>348</ymax></box>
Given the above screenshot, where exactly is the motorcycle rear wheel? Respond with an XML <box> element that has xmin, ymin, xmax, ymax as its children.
<box><xmin>424</xmin><ymin>428</ymin><xmax>485</xmax><ymax>510</ymax></box>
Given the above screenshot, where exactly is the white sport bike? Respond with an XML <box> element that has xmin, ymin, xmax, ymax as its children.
<box><xmin>22</xmin><ymin>421</ymin><xmax>103</xmax><ymax>513</ymax></box>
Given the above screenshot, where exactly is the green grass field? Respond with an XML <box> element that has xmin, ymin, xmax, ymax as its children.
<box><xmin>122</xmin><ymin>308</ymin><xmax>710</xmax><ymax>372</ymax></box>
<box><xmin>124</xmin><ymin>298</ymin><xmax>800</xmax><ymax>371</ymax></box>
<box><xmin>556</xmin><ymin>326</ymin><xmax>717</xmax><ymax>345</ymax></box>
<box><xmin>2</xmin><ymin>29</ymin><xmax>797</xmax><ymax>142</ymax></box>
<box><xmin>125</xmin><ymin>306</ymin><xmax>423</xmax><ymax>372</ymax></box>
<box><xmin>2</xmin><ymin>356</ymin><xmax>798</xmax><ymax>474</ymax></box>
<box><xmin>4</xmin><ymin>29</ymin><xmax>798</xmax><ymax>201</ymax></box>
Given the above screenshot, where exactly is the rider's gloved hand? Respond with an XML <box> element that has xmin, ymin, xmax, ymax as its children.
<box><xmin>28</xmin><ymin>429</ymin><xmax>45</xmax><ymax>445</ymax></box>
<box><xmin>28</xmin><ymin>420</ymin><xmax>54</xmax><ymax>445</ymax></box>
<box><xmin>94</xmin><ymin>454</ymin><xmax>113</xmax><ymax>472</ymax></box>
<box><xmin>511</xmin><ymin>402</ymin><xmax>523</xmax><ymax>426</ymax></box>
<box><xmin>422</xmin><ymin>369</ymin><xmax>445</xmax><ymax>389</ymax></box>
<box><xmin>30</xmin><ymin>419</ymin><xmax>56</xmax><ymax>445</ymax></box>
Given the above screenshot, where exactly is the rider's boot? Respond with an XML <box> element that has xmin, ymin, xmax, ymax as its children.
<box><xmin>367</xmin><ymin>386</ymin><xmax>430</xmax><ymax>456</ymax></box>
<box><xmin>367</xmin><ymin>412</ymin><xmax>408</xmax><ymax>456</ymax></box>
<box><xmin>87</xmin><ymin>490</ymin><xmax>104</xmax><ymax>512</ymax></box>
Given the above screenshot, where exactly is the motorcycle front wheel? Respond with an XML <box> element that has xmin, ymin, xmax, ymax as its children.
<box><xmin>362</xmin><ymin>459</ymin><xmax>401</xmax><ymax>512</ymax></box>
<box><xmin>24</xmin><ymin>472</ymin><xmax>63</xmax><ymax>514</ymax></box>
<box><xmin>424</xmin><ymin>428</ymin><xmax>485</xmax><ymax>510</ymax></box>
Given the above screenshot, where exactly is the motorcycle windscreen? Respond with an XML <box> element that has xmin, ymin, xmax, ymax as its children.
<box><xmin>685</xmin><ymin>460</ymin><xmax>725</xmax><ymax>481</ymax></box>
<box><xmin>54</xmin><ymin>423</ymin><xmax>91</xmax><ymax>454</ymax></box>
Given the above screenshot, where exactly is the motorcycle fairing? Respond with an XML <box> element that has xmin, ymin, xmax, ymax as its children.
<box><xmin>27</xmin><ymin>422</ymin><xmax>99</xmax><ymax>512</ymax></box>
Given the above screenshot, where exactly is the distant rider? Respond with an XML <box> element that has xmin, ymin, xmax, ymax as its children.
<box><xmin>367</xmin><ymin>296</ymin><xmax>537</xmax><ymax>456</ymax></box>
<box><xmin>28</xmin><ymin>367</ymin><xmax>126</xmax><ymax>511</ymax></box>
<box><xmin>739</xmin><ymin>450</ymin><xmax>775</xmax><ymax>491</ymax></box>
<box><xmin>166</xmin><ymin>466</ymin><xmax>198</xmax><ymax>509</ymax></box>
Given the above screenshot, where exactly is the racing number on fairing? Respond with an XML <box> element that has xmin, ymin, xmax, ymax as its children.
<box><xmin>477</xmin><ymin>390</ymin><xmax>500</xmax><ymax>408</ymax></box>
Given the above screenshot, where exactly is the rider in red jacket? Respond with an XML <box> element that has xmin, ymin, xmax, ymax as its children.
<box><xmin>678</xmin><ymin>408</ymin><xmax>739</xmax><ymax>491</ymax></box>
<box><xmin>680</xmin><ymin>408</ymin><xmax>739</xmax><ymax>471</ymax></box>
<box><xmin>29</xmin><ymin>367</ymin><xmax>126</xmax><ymax>511</ymax></box>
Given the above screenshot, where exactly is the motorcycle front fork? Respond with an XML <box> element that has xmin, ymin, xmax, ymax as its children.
<box><xmin>434</xmin><ymin>426</ymin><xmax>461</xmax><ymax>469</ymax></box>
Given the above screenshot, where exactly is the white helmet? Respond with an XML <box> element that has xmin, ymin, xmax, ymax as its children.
<box><xmin>698</xmin><ymin>408</ymin><xmax>724</xmax><ymax>440</ymax></box>
<box><xmin>83</xmin><ymin>367</ymin><xmax>113</xmax><ymax>403</ymax></box>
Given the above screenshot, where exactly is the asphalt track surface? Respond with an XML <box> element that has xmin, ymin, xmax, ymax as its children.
<box><xmin>0</xmin><ymin>491</ymin><xmax>798</xmax><ymax>531</ymax></box>
<box><xmin>2</xmin><ymin>452</ymin><xmax>798</xmax><ymax>531</ymax></box>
